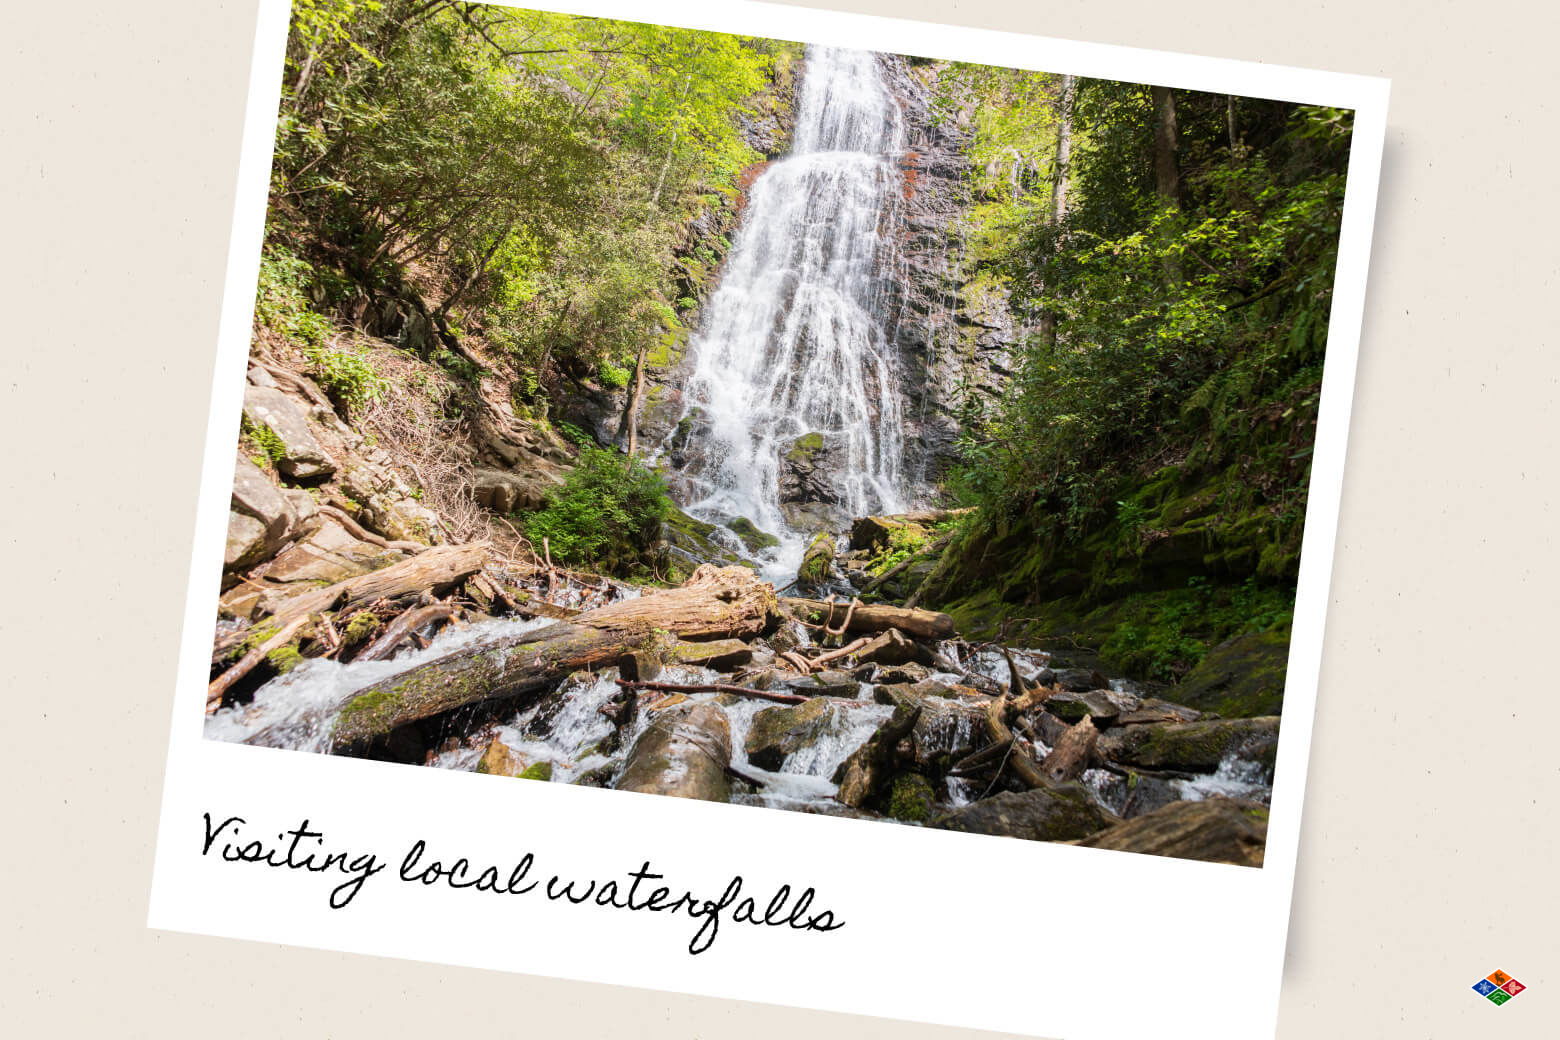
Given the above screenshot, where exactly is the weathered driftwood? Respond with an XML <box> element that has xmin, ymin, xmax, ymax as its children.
<box><xmin>781</xmin><ymin>597</ymin><xmax>955</xmax><ymax>640</ymax></box>
<box><xmin>317</xmin><ymin>504</ymin><xmax>427</xmax><ymax>554</ymax></box>
<box><xmin>614</xmin><ymin>679</ymin><xmax>808</xmax><ymax>705</ymax></box>
<box><xmin>318</xmin><ymin>565</ymin><xmax>778</xmax><ymax>749</ymax></box>
<box><xmin>614</xmin><ymin>701</ymin><xmax>733</xmax><ymax>802</ymax></box>
<box><xmin>947</xmin><ymin>737</ymin><xmax>1015</xmax><ymax>777</ymax></box>
<box><xmin>1039</xmin><ymin>716</ymin><xmax>1098</xmax><ymax>783</ymax></box>
<box><xmin>213</xmin><ymin>543</ymin><xmax>487</xmax><ymax>662</ymax></box>
<box><xmin>984</xmin><ymin>695</ymin><xmax>1049</xmax><ymax>790</ymax></box>
<box><xmin>357</xmin><ymin>603</ymin><xmax>458</xmax><ymax>662</ymax></box>
<box><xmin>206</xmin><ymin>613</ymin><xmax>313</xmax><ymax>712</ymax></box>
<box><xmin>832</xmin><ymin>702</ymin><xmax>921</xmax><ymax>808</ymax></box>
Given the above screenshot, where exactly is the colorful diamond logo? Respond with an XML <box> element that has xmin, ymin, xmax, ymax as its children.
<box><xmin>1473</xmin><ymin>969</ymin><xmax>1524</xmax><ymax>1005</ymax></box>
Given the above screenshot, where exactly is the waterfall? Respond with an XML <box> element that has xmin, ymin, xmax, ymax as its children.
<box><xmin>671</xmin><ymin>45</ymin><xmax>911</xmax><ymax>579</ymax></box>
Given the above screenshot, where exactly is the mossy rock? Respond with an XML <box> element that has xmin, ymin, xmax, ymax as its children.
<box><xmin>1097</xmin><ymin>717</ymin><xmax>1280</xmax><ymax>774</ymax></box>
<box><xmin>725</xmin><ymin>516</ymin><xmax>781</xmax><ymax>553</ymax></box>
<box><xmin>785</xmin><ymin>431</ymin><xmax>825</xmax><ymax>462</ymax></box>
<box><xmin>885</xmin><ymin>773</ymin><xmax>937</xmax><ymax>822</ymax></box>
<box><xmin>796</xmin><ymin>530</ymin><xmax>836</xmax><ymax>587</ymax></box>
<box><xmin>744</xmin><ymin>698</ymin><xmax>840</xmax><ymax>770</ymax></box>
<box><xmin>1171</xmin><ymin>630</ymin><xmax>1289</xmax><ymax>717</ymax></box>
<box><xmin>518</xmin><ymin>761</ymin><xmax>554</xmax><ymax>781</ymax></box>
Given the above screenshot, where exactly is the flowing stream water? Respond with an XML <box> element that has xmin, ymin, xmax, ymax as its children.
<box><xmin>670</xmin><ymin>45</ymin><xmax>911</xmax><ymax>580</ymax></box>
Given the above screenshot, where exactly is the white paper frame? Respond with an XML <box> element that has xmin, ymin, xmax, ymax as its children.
<box><xmin>148</xmin><ymin>3</ymin><xmax>1389</xmax><ymax>1038</ymax></box>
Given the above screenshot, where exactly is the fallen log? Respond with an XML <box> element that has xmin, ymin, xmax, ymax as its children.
<box><xmin>207</xmin><ymin>613</ymin><xmax>312</xmax><ymax>712</ymax></box>
<box><xmin>316</xmin><ymin>565</ymin><xmax>778</xmax><ymax>750</ymax></box>
<box><xmin>781</xmin><ymin>597</ymin><xmax>955</xmax><ymax>640</ymax></box>
<box><xmin>614</xmin><ymin>679</ymin><xmax>808</xmax><ymax>706</ymax></box>
<box><xmin>212</xmin><ymin>543</ymin><xmax>487</xmax><ymax>662</ymax></box>
<box><xmin>1039</xmin><ymin>716</ymin><xmax>1098</xmax><ymax>783</ymax></box>
<box><xmin>356</xmin><ymin>602</ymin><xmax>458</xmax><ymax>662</ymax></box>
<box><xmin>984</xmin><ymin>695</ymin><xmax>1049</xmax><ymax>790</ymax></box>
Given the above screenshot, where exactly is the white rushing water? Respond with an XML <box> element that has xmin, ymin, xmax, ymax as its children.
<box><xmin>673</xmin><ymin>45</ymin><xmax>911</xmax><ymax>579</ymax></box>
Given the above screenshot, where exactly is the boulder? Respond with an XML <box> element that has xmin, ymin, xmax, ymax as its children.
<box><xmin>779</xmin><ymin>432</ymin><xmax>843</xmax><ymax>513</ymax></box>
<box><xmin>242</xmin><ymin>384</ymin><xmax>336</xmax><ymax>479</ymax></box>
<box><xmin>470</xmin><ymin>466</ymin><xmax>565</xmax><ymax>514</ymax></box>
<box><xmin>725</xmin><ymin>517</ymin><xmax>781</xmax><ymax>553</ymax></box>
<box><xmin>1172</xmin><ymin>631</ymin><xmax>1290</xmax><ymax>718</ymax></box>
<box><xmin>262</xmin><ymin>518</ymin><xmax>401</xmax><ymax>586</ymax></box>
<box><xmin>744</xmin><ymin>697</ymin><xmax>841</xmax><ymax>770</ymax></box>
<box><xmin>873</xmin><ymin>683</ymin><xmax>986</xmax><ymax>767</ymax></box>
<box><xmin>929</xmin><ymin>783</ymin><xmax>1118</xmax><ymax>842</ymax></box>
<box><xmin>832</xmin><ymin>702</ymin><xmax>920</xmax><ymax>807</ymax></box>
<box><xmin>856</xmin><ymin>661</ymin><xmax>932</xmax><ymax>685</ymax></box>
<box><xmin>1096</xmin><ymin>717</ymin><xmax>1280</xmax><ymax>774</ymax></box>
<box><xmin>1077</xmin><ymin>798</ymin><xmax>1268</xmax><ymax>866</ymax></box>
<box><xmin>474</xmin><ymin>738</ymin><xmax>535</xmax><ymax>778</ymax></box>
<box><xmin>1115</xmin><ymin>698</ymin><xmax>1204</xmax><ymax>725</ymax></box>
<box><xmin>778</xmin><ymin>669</ymin><xmax>861</xmax><ymax>699</ymax></box>
<box><xmin>848</xmin><ymin>513</ymin><xmax>930</xmax><ymax>553</ymax></box>
<box><xmin>226</xmin><ymin>453</ymin><xmax>298</xmax><ymax>570</ymax></box>
<box><xmin>1051</xmin><ymin>667</ymin><xmax>1111</xmax><ymax>693</ymax></box>
<box><xmin>1044</xmin><ymin>688</ymin><xmax>1143</xmax><ymax>725</ymax></box>
<box><xmin>614</xmin><ymin>701</ymin><xmax>732</xmax><ymax>802</ymax></box>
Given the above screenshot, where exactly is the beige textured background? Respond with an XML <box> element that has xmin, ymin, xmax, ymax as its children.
<box><xmin>3</xmin><ymin>0</ymin><xmax>1554</xmax><ymax>1036</ymax></box>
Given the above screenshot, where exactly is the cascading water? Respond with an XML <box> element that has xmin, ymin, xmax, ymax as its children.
<box><xmin>671</xmin><ymin>45</ymin><xmax>911</xmax><ymax>579</ymax></box>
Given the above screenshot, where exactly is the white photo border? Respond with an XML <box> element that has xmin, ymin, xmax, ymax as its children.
<box><xmin>149</xmin><ymin>3</ymin><xmax>1389</xmax><ymax>1038</ymax></box>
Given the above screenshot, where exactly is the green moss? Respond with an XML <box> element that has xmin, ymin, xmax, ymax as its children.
<box><xmin>726</xmin><ymin>516</ymin><xmax>780</xmax><ymax>552</ymax></box>
<box><xmin>797</xmin><ymin>531</ymin><xmax>835</xmax><ymax>586</ymax></box>
<box><xmin>341</xmin><ymin>611</ymin><xmax>380</xmax><ymax>646</ymax></box>
<box><xmin>886</xmin><ymin>773</ymin><xmax>936</xmax><ymax>822</ymax></box>
<box><xmin>786</xmin><ymin>431</ymin><xmax>824</xmax><ymax>461</ymax></box>
<box><xmin>266</xmin><ymin>644</ymin><xmax>305</xmax><ymax>674</ymax></box>
<box><xmin>519</xmin><ymin>761</ymin><xmax>554</xmax><ymax>781</ymax></box>
<box><xmin>335</xmin><ymin>688</ymin><xmax>402</xmax><ymax>730</ymax></box>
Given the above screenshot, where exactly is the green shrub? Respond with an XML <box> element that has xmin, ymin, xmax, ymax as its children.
<box><xmin>302</xmin><ymin>339</ymin><xmax>388</xmax><ymax>414</ymax></box>
<box><xmin>524</xmin><ymin>446</ymin><xmax>672</xmax><ymax>575</ymax></box>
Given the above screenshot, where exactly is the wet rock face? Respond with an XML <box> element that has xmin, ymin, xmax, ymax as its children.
<box><xmin>778</xmin><ymin>431</ymin><xmax>847</xmax><ymax>531</ymax></box>
<box><xmin>878</xmin><ymin>58</ymin><xmax>1026</xmax><ymax>491</ymax></box>
<box><xmin>745</xmin><ymin>697</ymin><xmax>842</xmax><ymax>770</ymax></box>
<box><xmin>614</xmin><ymin>701</ymin><xmax>732</xmax><ymax>802</ymax></box>
<box><xmin>1078</xmin><ymin>798</ymin><xmax>1268</xmax><ymax>866</ymax></box>
<box><xmin>930</xmin><ymin>783</ymin><xmax>1119</xmax><ymax>842</ymax></box>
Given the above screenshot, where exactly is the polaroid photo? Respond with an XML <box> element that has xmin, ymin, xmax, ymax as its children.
<box><xmin>149</xmin><ymin>2</ymin><xmax>1388</xmax><ymax>1037</ymax></box>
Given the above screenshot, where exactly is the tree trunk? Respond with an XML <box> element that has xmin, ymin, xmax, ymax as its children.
<box><xmin>315</xmin><ymin>566</ymin><xmax>778</xmax><ymax>749</ymax></box>
<box><xmin>1039</xmin><ymin>75</ymin><xmax>1074</xmax><ymax>350</ymax></box>
<box><xmin>780</xmin><ymin>598</ymin><xmax>955</xmax><ymax>640</ymax></box>
<box><xmin>624</xmin><ymin>339</ymin><xmax>649</xmax><ymax>457</ymax></box>
<box><xmin>1150</xmin><ymin>85</ymin><xmax>1181</xmax><ymax>207</ymax></box>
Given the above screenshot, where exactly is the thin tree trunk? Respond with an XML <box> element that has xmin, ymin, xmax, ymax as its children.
<box><xmin>1038</xmin><ymin>74</ymin><xmax>1075</xmax><ymax>351</ymax></box>
<box><xmin>1150</xmin><ymin>85</ymin><xmax>1181</xmax><ymax>207</ymax></box>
